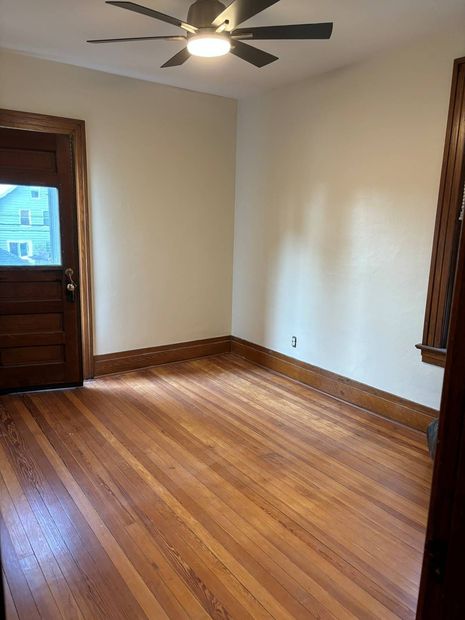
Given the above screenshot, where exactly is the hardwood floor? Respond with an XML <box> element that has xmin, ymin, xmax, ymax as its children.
<box><xmin>0</xmin><ymin>354</ymin><xmax>432</xmax><ymax>619</ymax></box>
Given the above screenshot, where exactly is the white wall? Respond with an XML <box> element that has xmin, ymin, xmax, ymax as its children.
<box><xmin>2</xmin><ymin>29</ymin><xmax>462</xmax><ymax>408</ymax></box>
<box><xmin>232</xmin><ymin>28</ymin><xmax>465</xmax><ymax>409</ymax></box>
<box><xmin>0</xmin><ymin>50</ymin><xmax>237</xmax><ymax>355</ymax></box>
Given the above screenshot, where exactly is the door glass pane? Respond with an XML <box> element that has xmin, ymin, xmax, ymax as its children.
<box><xmin>0</xmin><ymin>184</ymin><xmax>62</xmax><ymax>266</ymax></box>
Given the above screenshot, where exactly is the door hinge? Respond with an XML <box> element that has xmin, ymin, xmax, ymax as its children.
<box><xmin>426</xmin><ymin>538</ymin><xmax>448</xmax><ymax>582</ymax></box>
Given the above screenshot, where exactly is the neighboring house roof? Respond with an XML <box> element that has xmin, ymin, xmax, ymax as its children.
<box><xmin>0</xmin><ymin>247</ymin><xmax>25</xmax><ymax>266</ymax></box>
<box><xmin>0</xmin><ymin>184</ymin><xmax>17</xmax><ymax>199</ymax></box>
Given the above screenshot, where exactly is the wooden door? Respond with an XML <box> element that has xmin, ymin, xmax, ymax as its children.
<box><xmin>0</xmin><ymin>127</ymin><xmax>83</xmax><ymax>392</ymax></box>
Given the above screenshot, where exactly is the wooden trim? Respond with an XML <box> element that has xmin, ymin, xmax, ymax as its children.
<box><xmin>417</xmin><ymin>88</ymin><xmax>465</xmax><ymax>614</ymax></box>
<box><xmin>95</xmin><ymin>335</ymin><xmax>436</xmax><ymax>431</ymax></box>
<box><xmin>415</xmin><ymin>344</ymin><xmax>446</xmax><ymax>368</ymax></box>
<box><xmin>0</xmin><ymin>108</ymin><xmax>94</xmax><ymax>379</ymax></box>
<box><xmin>231</xmin><ymin>336</ymin><xmax>437</xmax><ymax>431</ymax></box>
<box><xmin>94</xmin><ymin>336</ymin><xmax>232</xmax><ymax>376</ymax></box>
<box><xmin>420</xmin><ymin>57</ymin><xmax>465</xmax><ymax>360</ymax></box>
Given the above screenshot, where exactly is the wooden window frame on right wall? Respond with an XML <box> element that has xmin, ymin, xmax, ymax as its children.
<box><xmin>417</xmin><ymin>56</ymin><xmax>465</xmax><ymax>368</ymax></box>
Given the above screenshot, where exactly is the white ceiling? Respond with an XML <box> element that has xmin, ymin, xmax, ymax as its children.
<box><xmin>1</xmin><ymin>0</ymin><xmax>464</xmax><ymax>99</ymax></box>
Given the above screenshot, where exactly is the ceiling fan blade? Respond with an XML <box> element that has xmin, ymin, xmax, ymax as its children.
<box><xmin>87</xmin><ymin>35</ymin><xmax>186</xmax><ymax>43</ymax></box>
<box><xmin>161</xmin><ymin>47</ymin><xmax>191</xmax><ymax>68</ymax></box>
<box><xmin>212</xmin><ymin>0</ymin><xmax>280</xmax><ymax>30</ymax></box>
<box><xmin>106</xmin><ymin>1</ymin><xmax>197</xmax><ymax>33</ymax></box>
<box><xmin>233</xmin><ymin>22</ymin><xmax>334</xmax><ymax>40</ymax></box>
<box><xmin>230</xmin><ymin>40</ymin><xmax>278</xmax><ymax>67</ymax></box>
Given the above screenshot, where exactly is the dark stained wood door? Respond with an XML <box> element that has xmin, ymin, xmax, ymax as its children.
<box><xmin>0</xmin><ymin>127</ymin><xmax>82</xmax><ymax>392</ymax></box>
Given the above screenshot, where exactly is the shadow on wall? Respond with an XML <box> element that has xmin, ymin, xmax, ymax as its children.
<box><xmin>235</xmin><ymin>53</ymin><xmax>446</xmax><ymax>404</ymax></box>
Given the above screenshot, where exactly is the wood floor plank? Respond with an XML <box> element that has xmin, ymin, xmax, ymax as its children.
<box><xmin>63</xmin><ymin>388</ymin><xmax>339</xmax><ymax>619</ymax></box>
<box><xmin>159</xmin><ymin>361</ymin><xmax>429</xmax><ymax>532</ymax></box>
<box><xmin>0</xmin><ymin>354</ymin><xmax>432</xmax><ymax>619</ymax></box>
<box><xmin>212</xmin><ymin>356</ymin><xmax>431</xmax><ymax>483</ymax></box>
<box><xmin>57</xmin><ymin>391</ymin><xmax>298</xmax><ymax>620</ymax></box>
<box><xmin>0</xmin><ymin>476</ymin><xmax>62</xmax><ymax>620</ymax></box>
<box><xmin>0</xmin><ymin>454</ymin><xmax>82</xmax><ymax>620</ymax></box>
<box><xmin>0</xmin><ymin>398</ymin><xmax>148</xmax><ymax>620</ymax></box>
<box><xmin>29</xmin><ymin>392</ymin><xmax>243</xmax><ymax>620</ymax></box>
<box><xmin>82</xmin><ymin>377</ymin><xmax>402</xmax><ymax>618</ymax></box>
<box><xmin>171</xmin><ymin>359</ymin><xmax>430</xmax><ymax>502</ymax></box>
<box><xmin>0</xmin><ymin>515</ymin><xmax>41</xmax><ymax>620</ymax></box>
<box><xmin>3</xmin><ymin>570</ymin><xmax>20</xmax><ymax>620</ymax></box>
<box><xmin>11</xmin><ymin>397</ymin><xmax>168</xmax><ymax>620</ymax></box>
<box><xmin>123</xmin><ymin>367</ymin><xmax>422</xmax><ymax>610</ymax></box>
<box><xmin>126</xmin><ymin>368</ymin><xmax>420</xmax><ymax>576</ymax></box>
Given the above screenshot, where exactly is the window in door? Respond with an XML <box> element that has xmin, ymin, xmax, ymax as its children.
<box><xmin>0</xmin><ymin>184</ymin><xmax>62</xmax><ymax>266</ymax></box>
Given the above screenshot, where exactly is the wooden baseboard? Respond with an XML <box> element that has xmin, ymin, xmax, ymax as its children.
<box><xmin>94</xmin><ymin>333</ymin><xmax>438</xmax><ymax>431</ymax></box>
<box><xmin>231</xmin><ymin>336</ymin><xmax>438</xmax><ymax>431</ymax></box>
<box><xmin>94</xmin><ymin>336</ymin><xmax>231</xmax><ymax>377</ymax></box>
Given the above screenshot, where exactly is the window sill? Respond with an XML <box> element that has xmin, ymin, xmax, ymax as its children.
<box><xmin>416</xmin><ymin>344</ymin><xmax>446</xmax><ymax>368</ymax></box>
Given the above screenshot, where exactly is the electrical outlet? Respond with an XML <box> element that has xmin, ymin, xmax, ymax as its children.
<box><xmin>291</xmin><ymin>336</ymin><xmax>297</xmax><ymax>348</ymax></box>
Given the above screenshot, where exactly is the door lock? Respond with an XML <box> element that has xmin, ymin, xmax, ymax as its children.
<box><xmin>64</xmin><ymin>268</ymin><xmax>78</xmax><ymax>302</ymax></box>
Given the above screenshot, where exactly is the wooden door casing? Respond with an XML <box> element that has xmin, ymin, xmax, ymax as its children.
<box><xmin>416</xmin><ymin>147</ymin><xmax>465</xmax><ymax>617</ymax></box>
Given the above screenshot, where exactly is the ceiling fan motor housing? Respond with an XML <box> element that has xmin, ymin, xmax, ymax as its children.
<box><xmin>187</xmin><ymin>0</ymin><xmax>227</xmax><ymax>28</ymax></box>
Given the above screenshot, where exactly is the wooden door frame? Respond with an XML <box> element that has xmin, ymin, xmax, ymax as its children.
<box><xmin>416</xmin><ymin>180</ymin><xmax>465</xmax><ymax>613</ymax></box>
<box><xmin>0</xmin><ymin>109</ymin><xmax>94</xmax><ymax>379</ymax></box>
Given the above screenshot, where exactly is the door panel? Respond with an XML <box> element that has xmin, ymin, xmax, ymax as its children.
<box><xmin>2</xmin><ymin>345</ymin><xmax>64</xmax><ymax>364</ymax></box>
<box><xmin>0</xmin><ymin>127</ymin><xmax>82</xmax><ymax>392</ymax></box>
<box><xmin>0</xmin><ymin>149</ymin><xmax>57</xmax><ymax>171</ymax></box>
<box><xmin>0</xmin><ymin>281</ymin><xmax>62</xmax><ymax>299</ymax></box>
<box><xmin>0</xmin><ymin>314</ymin><xmax>63</xmax><ymax>334</ymax></box>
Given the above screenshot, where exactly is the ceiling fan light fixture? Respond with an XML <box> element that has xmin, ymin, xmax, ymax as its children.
<box><xmin>187</xmin><ymin>33</ymin><xmax>231</xmax><ymax>57</ymax></box>
<box><xmin>91</xmin><ymin>1</ymin><xmax>334</xmax><ymax>69</ymax></box>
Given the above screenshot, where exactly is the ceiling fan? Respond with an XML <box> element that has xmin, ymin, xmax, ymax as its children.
<box><xmin>88</xmin><ymin>0</ymin><xmax>333</xmax><ymax>68</ymax></box>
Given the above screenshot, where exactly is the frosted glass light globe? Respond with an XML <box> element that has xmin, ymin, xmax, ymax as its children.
<box><xmin>187</xmin><ymin>34</ymin><xmax>231</xmax><ymax>58</ymax></box>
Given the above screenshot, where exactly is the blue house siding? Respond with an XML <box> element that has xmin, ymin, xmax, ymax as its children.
<box><xmin>0</xmin><ymin>185</ymin><xmax>61</xmax><ymax>265</ymax></box>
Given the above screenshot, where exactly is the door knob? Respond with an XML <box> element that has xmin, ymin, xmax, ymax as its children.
<box><xmin>65</xmin><ymin>268</ymin><xmax>78</xmax><ymax>302</ymax></box>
